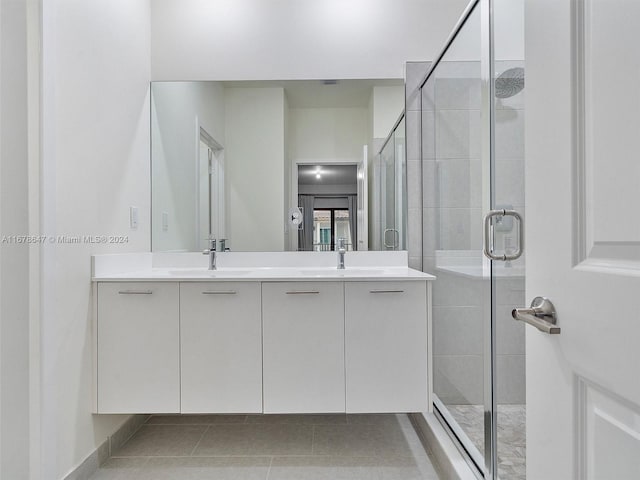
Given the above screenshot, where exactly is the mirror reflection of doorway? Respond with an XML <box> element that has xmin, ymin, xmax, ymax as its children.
<box><xmin>297</xmin><ymin>164</ymin><xmax>359</xmax><ymax>252</ymax></box>
<box><xmin>197</xmin><ymin>128</ymin><xmax>225</xmax><ymax>251</ymax></box>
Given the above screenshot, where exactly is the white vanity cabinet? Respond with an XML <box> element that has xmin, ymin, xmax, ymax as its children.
<box><xmin>97</xmin><ymin>282</ymin><xmax>180</xmax><ymax>413</ymax></box>
<box><xmin>262</xmin><ymin>282</ymin><xmax>345</xmax><ymax>413</ymax></box>
<box><xmin>345</xmin><ymin>281</ymin><xmax>429</xmax><ymax>413</ymax></box>
<box><xmin>93</xmin><ymin>265</ymin><xmax>432</xmax><ymax>414</ymax></box>
<box><xmin>180</xmin><ymin>282</ymin><xmax>262</xmax><ymax>413</ymax></box>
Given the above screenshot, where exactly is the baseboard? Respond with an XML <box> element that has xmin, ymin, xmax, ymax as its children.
<box><xmin>62</xmin><ymin>414</ymin><xmax>149</xmax><ymax>480</ymax></box>
<box><xmin>409</xmin><ymin>412</ymin><xmax>479</xmax><ymax>480</ymax></box>
<box><xmin>108</xmin><ymin>414</ymin><xmax>150</xmax><ymax>455</ymax></box>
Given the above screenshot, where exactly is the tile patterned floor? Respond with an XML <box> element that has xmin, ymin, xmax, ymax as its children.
<box><xmin>89</xmin><ymin>414</ymin><xmax>441</xmax><ymax>480</ymax></box>
<box><xmin>446</xmin><ymin>404</ymin><xmax>526</xmax><ymax>480</ymax></box>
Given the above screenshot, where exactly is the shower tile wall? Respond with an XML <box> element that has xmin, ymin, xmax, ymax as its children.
<box><xmin>405</xmin><ymin>60</ymin><xmax>525</xmax><ymax>405</ymax></box>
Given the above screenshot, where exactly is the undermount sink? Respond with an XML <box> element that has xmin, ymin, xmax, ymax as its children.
<box><xmin>299</xmin><ymin>268</ymin><xmax>387</xmax><ymax>276</ymax></box>
<box><xmin>166</xmin><ymin>267</ymin><xmax>393</xmax><ymax>278</ymax></box>
<box><xmin>167</xmin><ymin>268</ymin><xmax>250</xmax><ymax>276</ymax></box>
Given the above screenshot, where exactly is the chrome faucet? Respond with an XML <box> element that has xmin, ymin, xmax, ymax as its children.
<box><xmin>337</xmin><ymin>237</ymin><xmax>346</xmax><ymax>270</ymax></box>
<box><xmin>203</xmin><ymin>237</ymin><xmax>217</xmax><ymax>270</ymax></box>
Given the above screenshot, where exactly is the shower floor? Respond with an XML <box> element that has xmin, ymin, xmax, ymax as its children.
<box><xmin>447</xmin><ymin>404</ymin><xmax>526</xmax><ymax>480</ymax></box>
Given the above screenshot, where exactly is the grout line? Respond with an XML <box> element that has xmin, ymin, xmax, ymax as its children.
<box><xmin>111</xmin><ymin>453</ymin><xmax>423</xmax><ymax>459</ymax></box>
<box><xmin>178</xmin><ymin>283</ymin><xmax>181</xmax><ymax>413</ymax></box>
<box><xmin>189</xmin><ymin>425</ymin><xmax>210</xmax><ymax>456</ymax></box>
<box><xmin>260</xmin><ymin>283</ymin><xmax>265</xmax><ymax>415</ymax></box>
<box><xmin>265</xmin><ymin>456</ymin><xmax>274</xmax><ymax>480</ymax></box>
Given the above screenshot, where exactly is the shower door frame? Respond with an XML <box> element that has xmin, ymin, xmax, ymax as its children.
<box><xmin>414</xmin><ymin>0</ymin><xmax>505</xmax><ymax>478</ymax></box>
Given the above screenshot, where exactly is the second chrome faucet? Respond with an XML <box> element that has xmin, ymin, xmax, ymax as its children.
<box><xmin>337</xmin><ymin>237</ymin><xmax>346</xmax><ymax>270</ymax></box>
<box><xmin>203</xmin><ymin>238</ymin><xmax>217</xmax><ymax>270</ymax></box>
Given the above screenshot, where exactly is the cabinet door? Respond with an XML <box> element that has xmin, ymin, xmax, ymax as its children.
<box><xmin>97</xmin><ymin>282</ymin><xmax>179</xmax><ymax>413</ymax></box>
<box><xmin>262</xmin><ymin>282</ymin><xmax>345</xmax><ymax>413</ymax></box>
<box><xmin>180</xmin><ymin>282</ymin><xmax>262</xmax><ymax>413</ymax></box>
<box><xmin>345</xmin><ymin>281</ymin><xmax>428</xmax><ymax>413</ymax></box>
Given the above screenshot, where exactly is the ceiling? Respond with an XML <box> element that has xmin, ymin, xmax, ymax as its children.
<box><xmin>222</xmin><ymin>79</ymin><xmax>403</xmax><ymax>108</ymax></box>
<box><xmin>298</xmin><ymin>164</ymin><xmax>358</xmax><ymax>186</ymax></box>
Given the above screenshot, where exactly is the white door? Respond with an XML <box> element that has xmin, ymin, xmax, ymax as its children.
<box><xmin>526</xmin><ymin>1</ymin><xmax>640</xmax><ymax>479</ymax></box>
<box><xmin>357</xmin><ymin>145</ymin><xmax>368</xmax><ymax>251</ymax></box>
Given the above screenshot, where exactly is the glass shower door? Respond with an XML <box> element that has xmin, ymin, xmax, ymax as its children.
<box><xmin>422</xmin><ymin>2</ymin><xmax>489</xmax><ymax>473</ymax></box>
<box><xmin>416</xmin><ymin>1</ymin><xmax>527</xmax><ymax>477</ymax></box>
<box><xmin>492</xmin><ymin>0</ymin><xmax>526</xmax><ymax>478</ymax></box>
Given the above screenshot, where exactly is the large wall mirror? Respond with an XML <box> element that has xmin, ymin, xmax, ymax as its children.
<box><xmin>151</xmin><ymin>79</ymin><xmax>406</xmax><ymax>252</ymax></box>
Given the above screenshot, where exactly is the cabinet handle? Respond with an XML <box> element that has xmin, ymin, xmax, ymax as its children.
<box><xmin>285</xmin><ymin>291</ymin><xmax>320</xmax><ymax>295</ymax></box>
<box><xmin>369</xmin><ymin>289</ymin><xmax>404</xmax><ymax>294</ymax></box>
<box><xmin>202</xmin><ymin>291</ymin><xmax>237</xmax><ymax>295</ymax></box>
<box><xmin>118</xmin><ymin>290</ymin><xmax>153</xmax><ymax>295</ymax></box>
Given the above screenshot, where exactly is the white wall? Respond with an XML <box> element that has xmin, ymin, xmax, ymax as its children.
<box><xmin>1</xmin><ymin>0</ymin><xmax>32</xmax><ymax>477</ymax></box>
<box><xmin>150</xmin><ymin>0</ymin><xmax>471</xmax><ymax>81</ymax></box>
<box><xmin>40</xmin><ymin>0</ymin><xmax>151</xmax><ymax>478</ymax></box>
<box><xmin>288</xmin><ymin>108</ymin><xmax>368</xmax><ymax>163</ymax></box>
<box><xmin>151</xmin><ymin>82</ymin><xmax>225</xmax><ymax>251</ymax></box>
<box><xmin>225</xmin><ymin>87</ymin><xmax>285</xmax><ymax>251</ymax></box>
<box><xmin>438</xmin><ymin>0</ymin><xmax>524</xmax><ymax>62</ymax></box>
<box><xmin>372</xmin><ymin>86</ymin><xmax>405</xmax><ymax>139</ymax></box>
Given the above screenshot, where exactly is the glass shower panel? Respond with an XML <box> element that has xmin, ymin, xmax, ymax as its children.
<box><xmin>394</xmin><ymin>118</ymin><xmax>407</xmax><ymax>250</ymax></box>
<box><xmin>379</xmin><ymin>118</ymin><xmax>406</xmax><ymax>252</ymax></box>
<box><xmin>380</xmin><ymin>136</ymin><xmax>396</xmax><ymax>249</ymax></box>
<box><xmin>423</xmin><ymin>3</ymin><xmax>487</xmax><ymax>470</ymax></box>
<box><xmin>493</xmin><ymin>0</ymin><xmax>526</xmax><ymax>478</ymax></box>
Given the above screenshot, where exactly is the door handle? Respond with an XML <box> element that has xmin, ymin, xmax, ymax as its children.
<box><xmin>512</xmin><ymin>297</ymin><xmax>560</xmax><ymax>334</ymax></box>
<box><xmin>483</xmin><ymin>209</ymin><xmax>524</xmax><ymax>261</ymax></box>
<box><xmin>384</xmin><ymin>229</ymin><xmax>399</xmax><ymax>249</ymax></box>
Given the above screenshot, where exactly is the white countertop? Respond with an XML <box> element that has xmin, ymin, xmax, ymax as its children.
<box><xmin>91</xmin><ymin>252</ymin><xmax>435</xmax><ymax>282</ymax></box>
<box><xmin>93</xmin><ymin>266</ymin><xmax>434</xmax><ymax>282</ymax></box>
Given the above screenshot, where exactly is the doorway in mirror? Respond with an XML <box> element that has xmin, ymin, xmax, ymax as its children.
<box><xmin>296</xmin><ymin>164</ymin><xmax>359</xmax><ymax>252</ymax></box>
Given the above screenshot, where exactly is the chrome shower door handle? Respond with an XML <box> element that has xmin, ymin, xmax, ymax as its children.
<box><xmin>383</xmin><ymin>229</ymin><xmax>393</xmax><ymax>249</ymax></box>
<box><xmin>483</xmin><ymin>209</ymin><xmax>524</xmax><ymax>261</ymax></box>
<box><xmin>384</xmin><ymin>229</ymin><xmax>399</xmax><ymax>249</ymax></box>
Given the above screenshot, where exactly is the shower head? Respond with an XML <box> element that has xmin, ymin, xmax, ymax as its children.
<box><xmin>495</xmin><ymin>67</ymin><xmax>525</xmax><ymax>99</ymax></box>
